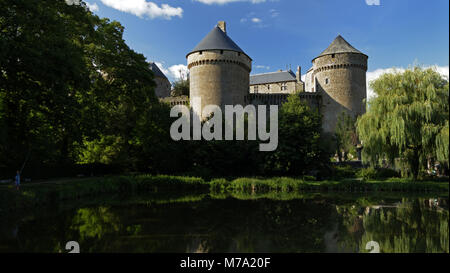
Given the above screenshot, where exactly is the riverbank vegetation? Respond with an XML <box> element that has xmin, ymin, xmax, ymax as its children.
<box><xmin>1</xmin><ymin>174</ymin><xmax>447</xmax><ymax>215</ymax></box>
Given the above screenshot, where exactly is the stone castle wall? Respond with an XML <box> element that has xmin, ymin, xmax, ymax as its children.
<box><xmin>154</xmin><ymin>77</ymin><xmax>171</xmax><ymax>98</ymax></box>
<box><xmin>245</xmin><ymin>92</ymin><xmax>321</xmax><ymax>110</ymax></box>
<box><xmin>249</xmin><ymin>81</ymin><xmax>302</xmax><ymax>94</ymax></box>
<box><xmin>160</xmin><ymin>95</ymin><xmax>189</xmax><ymax>106</ymax></box>
<box><xmin>312</xmin><ymin>53</ymin><xmax>367</xmax><ymax>133</ymax></box>
<box><xmin>187</xmin><ymin>50</ymin><xmax>252</xmax><ymax>119</ymax></box>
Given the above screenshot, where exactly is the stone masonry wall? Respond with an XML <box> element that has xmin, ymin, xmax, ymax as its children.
<box><xmin>312</xmin><ymin>52</ymin><xmax>367</xmax><ymax>133</ymax></box>
<box><xmin>249</xmin><ymin>81</ymin><xmax>302</xmax><ymax>94</ymax></box>
<box><xmin>187</xmin><ymin>50</ymin><xmax>252</xmax><ymax>119</ymax></box>
<box><xmin>154</xmin><ymin>77</ymin><xmax>171</xmax><ymax>98</ymax></box>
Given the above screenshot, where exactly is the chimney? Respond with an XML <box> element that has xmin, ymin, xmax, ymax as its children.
<box><xmin>296</xmin><ymin>66</ymin><xmax>302</xmax><ymax>82</ymax></box>
<box><xmin>217</xmin><ymin>21</ymin><xmax>226</xmax><ymax>33</ymax></box>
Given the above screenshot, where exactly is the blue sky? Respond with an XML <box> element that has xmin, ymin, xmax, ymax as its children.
<box><xmin>82</xmin><ymin>0</ymin><xmax>449</xmax><ymax>97</ymax></box>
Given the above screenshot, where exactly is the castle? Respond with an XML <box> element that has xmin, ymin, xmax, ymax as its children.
<box><xmin>165</xmin><ymin>21</ymin><xmax>368</xmax><ymax>134</ymax></box>
<box><xmin>149</xmin><ymin>62</ymin><xmax>171</xmax><ymax>98</ymax></box>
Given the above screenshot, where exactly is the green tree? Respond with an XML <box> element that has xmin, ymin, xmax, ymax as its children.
<box><xmin>335</xmin><ymin>111</ymin><xmax>358</xmax><ymax>162</ymax></box>
<box><xmin>0</xmin><ymin>0</ymin><xmax>162</xmax><ymax>174</ymax></box>
<box><xmin>357</xmin><ymin>67</ymin><xmax>449</xmax><ymax>179</ymax></box>
<box><xmin>435</xmin><ymin>120</ymin><xmax>449</xmax><ymax>170</ymax></box>
<box><xmin>78</xmin><ymin>15</ymin><xmax>157</xmax><ymax>169</ymax></box>
<box><xmin>264</xmin><ymin>93</ymin><xmax>329</xmax><ymax>175</ymax></box>
<box><xmin>171</xmin><ymin>77</ymin><xmax>189</xmax><ymax>97</ymax></box>
<box><xmin>0</xmin><ymin>0</ymin><xmax>93</xmax><ymax>167</ymax></box>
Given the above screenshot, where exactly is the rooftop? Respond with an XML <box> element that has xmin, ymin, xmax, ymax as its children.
<box><xmin>314</xmin><ymin>35</ymin><xmax>367</xmax><ymax>60</ymax></box>
<box><xmin>149</xmin><ymin>62</ymin><xmax>167</xmax><ymax>79</ymax></box>
<box><xmin>187</xmin><ymin>22</ymin><xmax>250</xmax><ymax>59</ymax></box>
<box><xmin>250</xmin><ymin>70</ymin><xmax>297</xmax><ymax>85</ymax></box>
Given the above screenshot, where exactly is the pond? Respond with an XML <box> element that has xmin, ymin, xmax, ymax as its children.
<box><xmin>0</xmin><ymin>193</ymin><xmax>448</xmax><ymax>253</ymax></box>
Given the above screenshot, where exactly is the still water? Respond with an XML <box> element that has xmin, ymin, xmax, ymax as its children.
<box><xmin>0</xmin><ymin>193</ymin><xmax>448</xmax><ymax>253</ymax></box>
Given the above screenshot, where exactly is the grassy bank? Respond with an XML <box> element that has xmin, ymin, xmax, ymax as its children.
<box><xmin>0</xmin><ymin>175</ymin><xmax>208</xmax><ymax>214</ymax></box>
<box><xmin>0</xmin><ymin>174</ymin><xmax>448</xmax><ymax>214</ymax></box>
<box><xmin>210</xmin><ymin>177</ymin><xmax>449</xmax><ymax>194</ymax></box>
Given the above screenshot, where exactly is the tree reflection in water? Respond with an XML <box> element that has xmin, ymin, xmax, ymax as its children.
<box><xmin>0</xmin><ymin>195</ymin><xmax>448</xmax><ymax>253</ymax></box>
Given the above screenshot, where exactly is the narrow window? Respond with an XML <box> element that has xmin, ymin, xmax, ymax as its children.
<box><xmin>199</xmin><ymin>51</ymin><xmax>202</xmax><ymax>55</ymax></box>
<box><xmin>220</xmin><ymin>50</ymin><xmax>224</xmax><ymax>54</ymax></box>
<box><xmin>254</xmin><ymin>85</ymin><xmax>259</xmax><ymax>93</ymax></box>
<box><xmin>325</xmin><ymin>78</ymin><xmax>329</xmax><ymax>84</ymax></box>
<box><xmin>281</xmin><ymin>83</ymin><xmax>287</xmax><ymax>91</ymax></box>
<box><xmin>331</xmin><ymin>54</ymin><xmax>335</xmax><ymax>58</ymax></box>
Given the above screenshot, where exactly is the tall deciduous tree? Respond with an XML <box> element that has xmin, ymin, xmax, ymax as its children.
<box><xmin>357</xmin><ymin>67</ymin><xmax>449</xmax><ymax>179</ymax></box>
<box><xmin>264</xmin><ymin>93</ymin><xmax>329</xmax><ymax>175</ymax></box>
<box><xmin>0</xmin><ymin>0</ymin><xmax>158</xmax><ymax>174</ymax></box>
<box><xmin>0</xmin><ymin>0</ymin><xmax>92</xmax><ymax>166</ymax></box>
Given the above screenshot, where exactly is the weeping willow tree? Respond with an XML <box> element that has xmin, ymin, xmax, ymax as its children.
<box><xmin>357</xmin><ymin>67</ymin><xmax>449</xmax><ymax>179</ymax></box>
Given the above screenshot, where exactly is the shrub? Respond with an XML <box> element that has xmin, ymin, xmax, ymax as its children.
<box><xmin>356</xmin><ymin>167</ymin><xmax>378</xmax><ymax>180</ymax></box>
<box><xmin>331</xmin><ymin>165</ymin><xmax>357</xmax><ymax>180</ymax></box>
<box><xmin>356</xmin><ymin>167</ymin><xmax>400</xmax><ymax>180</ymax></box>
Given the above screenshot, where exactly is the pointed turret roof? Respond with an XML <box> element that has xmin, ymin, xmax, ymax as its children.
<box><xmin>187</xmin><ymin>25</ymin><xmax>251</xmax><ymax>59</ymax></box>
<box><xmin>149</xmin><ymin>62</ymin><xmax>167</xmax><ymax>79</ymax></box>
<box><xmin>313</xmin><ymin>35</ymin><xmax>367</xmax><ymax>60</ymax></box>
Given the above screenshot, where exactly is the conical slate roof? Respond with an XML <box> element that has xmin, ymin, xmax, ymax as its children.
<box><xmin>187</xmin><ymin>26</ymin><xmax>250</xmax><ymax>59</ymax></box>
<box><xmin>250</xmin><ymin>70</ymin><xmax>297</xmax><ymax>85</ymax></box>
<box><xmin>149</xmin><ymin>62</ymin><xmax>167</xmax><ymax>79</ymax></box>
<box><xmin>314</xmin><ymin>35</ymin><xmax>366</xmax><ymax>60</ymax></box>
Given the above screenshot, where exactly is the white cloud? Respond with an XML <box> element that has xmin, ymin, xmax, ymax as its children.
<box><xmin>241</xmin><ymin>10</ymin><xmax>275</xmax><ymax>27</ymax></box>
<box><xmin>434</xmin><ymin>66</ymin><xmax>449</xmax><ymax>79</ymax></box>
<box><xmin>251</xmin><ymin>17</ymin><xmax>262</xmax><ymax>23</ymax></box>
<box><xmin>366</xmin><ymin>65</ymin><xmax>449</xmax><ymax>102</ymax></box>
<box><xmin>195</xmin><ymin>0</ymin><xmax>266</xmax><ymax>4</ymax></box>
<box><xmin>154</xmin><ymin>62</ymin><xmax>188</xmax><ymax>81</ymax></box>
<box><xmin>255</xmin><ymin>65</ymin><xmax>270</xmax><ymax>70</ymax></box>
<box><xmin>100</xmin><ymin>0</ymin><xmax>182</xmax><ymax>19</ymax></box>
<box><xmin>365</xmin><ymin>0</ymin><xmax>380</xmax><ymax>6</ymax></box>
<box><xmin>269</xmin><ymin>9</ymin><xmax>279</xmax><ymax>18</ymax></box>
<box><xmin>86</xmin><ymin>2</ymin><xmax>99</xmax><ymax>11</ymax></box>
<box><xmin>168</xmin><ymin>64</ymin><xmax>189</xmax><ymax>81</ymax></box>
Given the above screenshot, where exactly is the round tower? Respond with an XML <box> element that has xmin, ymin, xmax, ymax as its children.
<box><xmin>187</xmin><ymin>21</ymin><xmax>252</xmax><ymax>119</ymax></box>
<box><xmin>311</xmin><ymin>35</ymin><xmax>368</xmax><ymax>133</ymax></box>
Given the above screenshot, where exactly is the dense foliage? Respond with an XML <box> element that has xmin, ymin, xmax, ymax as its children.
<box><xmin>0</xmin><ymin>0</ymin><xmax>176</xmax><ymax>176</ymax></box>
<box><xmin>334</xmin><ymin>111</ymin><xmax>358</xmax><ymax>161</ymax></box>
<box><xmin>263</xmin><ymin>93</ymin><xmax>330</xmax><ymax>176</ymax></box>
<box><xmin>171</xmin><ymin>77</ymin><xmax>189</xmax><ymax>97</ymax></box>
<box><xmin>357</xmin><ymin>67</ymin><xmax>449</xmax><ymax>179</ymax></box>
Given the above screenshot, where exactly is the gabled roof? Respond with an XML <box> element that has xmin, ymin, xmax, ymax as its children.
<box><xmin>313</xmin><ymin>35</ymin><xmax>367</xmax><ymax>60</ymax></box>
<box><xmin>187</xmin><ymin>26</ymin><xmax>250</xmax><ymax>59</ymax></box>
<box><xmin>250</xmin><ymin>70</ymin><xmax>297</xmax><ymax>85</ymax></box>
<box><xmin>149</xmin><ymin>62</ymin><xmax>167</xmax><ymax>79</ymax></box>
